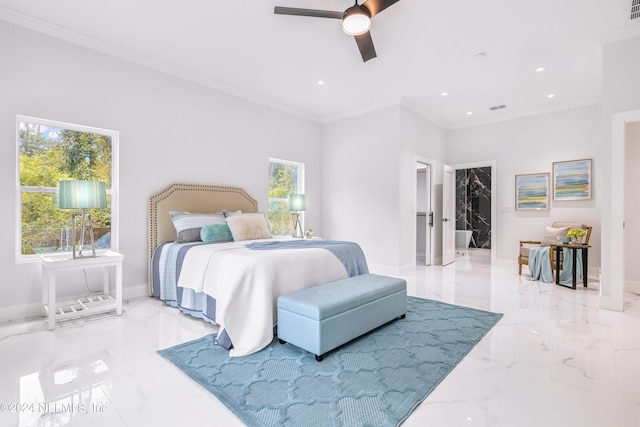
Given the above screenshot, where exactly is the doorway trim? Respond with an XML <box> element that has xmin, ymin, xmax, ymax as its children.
<box><xmin>453</xmin><ymin>160</ymin><xmax>497</xmax><ymax>261</ymax></box>
<box><xmin>604</xmin><ymin>109</ymin><xmax>640</xmax><ymax>311</ymax></box>
<box><xmin>415</xmin><ymin>155</ymin><xmax>435</xmax><ymax>266</ymax></box>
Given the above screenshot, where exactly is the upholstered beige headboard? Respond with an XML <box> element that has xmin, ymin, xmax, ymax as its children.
<box><xmin>148</xmin><ymin>183</ymin><xmax>258</xmax><ymax>293</ymax></box>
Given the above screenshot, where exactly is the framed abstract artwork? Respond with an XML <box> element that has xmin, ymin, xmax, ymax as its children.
<box><xmin>553</xmin><ymin>158</ymin><xmax>592</xmax><ymax>201</ymax></box>
<box><xmin>515</xmin><ymin>173</ymin><xmax>550</xmax><ymax>210</ymax></box>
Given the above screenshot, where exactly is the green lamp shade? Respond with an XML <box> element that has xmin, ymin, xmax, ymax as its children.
<box><xmin>58</xmin><ymin>180</ymin><xmax>107</xmax><ymax>209</ymax></box>
<box><xmin>288</xmin><ymin>193</ymin><xmax>306</xmax><ymax>211</ymax></box>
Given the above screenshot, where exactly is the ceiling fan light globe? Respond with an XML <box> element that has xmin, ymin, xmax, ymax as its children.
<box><xmin>342</xmin><ymin>6</ymin><xmax>371</xmax><ymax>35</ymax></box>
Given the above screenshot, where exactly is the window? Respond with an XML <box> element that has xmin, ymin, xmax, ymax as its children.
<box><xmin>16</xmin><ymin>116</ymin><xmax>118</xmax><ymax>261</ymax></box>
<box><xmin>268</xmin><ymin>158</ymin><xmax>304</xmax><ymax>235</ymax></box>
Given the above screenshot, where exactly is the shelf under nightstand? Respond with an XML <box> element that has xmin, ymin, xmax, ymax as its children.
<box><xmin>40</xmin><ymin>251</ymin><xmax>124</xmax><ymax>330</ymax></box>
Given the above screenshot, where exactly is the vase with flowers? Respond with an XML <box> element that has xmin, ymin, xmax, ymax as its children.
<box><xmin>567</xmin><ymin>228</ymin><xmax>586</xmax><ymax>244</ymax></box>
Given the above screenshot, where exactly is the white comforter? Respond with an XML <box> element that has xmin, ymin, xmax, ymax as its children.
<box><xmin>177</xmin><ymin>239</ymin><xmax>349</xmax><ymax>356</ymax></box>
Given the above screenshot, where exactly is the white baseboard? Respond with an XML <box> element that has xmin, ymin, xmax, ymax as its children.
<box><xmin>626</xmin><ymin>280</ymin><xmax>640</xmax><ymax>294</ymax></box>
<box><xmin>598</xmin><ymin>295</ymin><xmax>625</xmax><ymax>311</ymax></box>
<box><xmin>0</xmin><ymin>283</ymin><xmax>150</xmax><ymax>324</ymax></box>
<box><xmin>0</xmin><ymin>301</ymin><xmax>44</xmax><ymax>323</ymax></box>
<box><xmin>399</xmin><ymin>263</ymin><xmax>418</xmax><ymax>275</ymax></box>
<box><xmin>368</xmin><ymin>262</ymin><xmax>425</xmax><ymax>277</ymax></box>
<box><xmin>125</xmin><ymin>283</ymin><xmax>151</xmax><ymax>299</ymax></box>
<box><xmin>368</xmin><ymin>263</ymin><xmax>402</xmax><ymax>276</ymax></box>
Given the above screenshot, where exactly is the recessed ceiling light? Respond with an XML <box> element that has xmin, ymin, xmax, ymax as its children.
<box><xmin>536</xmin><ymin>67</ymin><xmax>545</xmax><ymax>72</ymax></box>
<box><xmin>441</xmin><ymin>92</ymin><xmax>448</xmax><ymax>96</ymax></box>
<box><xmin>466</xmin><ymin>111</ymin><xmax>473</xmax><ymax>115</ymax></box>
<box><xmin>317</xmin><ymin>80</ymin><xmax>325</xmax><ymax>86</ymax></box>
<box><xmin>547</xmin><ymin>93</ymin><xmax>555</xmax><ymax>98</ymax></box>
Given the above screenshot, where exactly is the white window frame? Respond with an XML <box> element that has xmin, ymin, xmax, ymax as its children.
<box><xmin>15</xmin><ymin>115</ymin><xmax>119</xmax><ymax>263</ymax></box>
<box><xmin>268</xmin><ymin>157</ymin><xmax>305</xmax><ymax>235</ymax></box>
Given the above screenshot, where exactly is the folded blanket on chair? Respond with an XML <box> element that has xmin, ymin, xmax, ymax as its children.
<box><xmin>529</xmin><ymin>246</ymin><xmax>553</xmax><ymax>283</ymax></box>
<box><xmin>529</xmin><ymin>246</ymin><xmax>583</xmax><ymax>284</ymax></box>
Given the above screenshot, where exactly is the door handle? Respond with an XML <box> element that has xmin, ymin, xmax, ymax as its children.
<box><xmin>442</xmin><ymin>218</ymin><xmax>448</xmax><ymax>222</ymax></box>
<box><xmin>428</xmin><ymin>212</ymin><xmax>434</xmax><ymax>227</ymax></box>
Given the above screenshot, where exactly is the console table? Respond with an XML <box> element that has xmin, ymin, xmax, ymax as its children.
<box><xmin>40</xmin><ymin>251</ymin><xmax>124</xmax><ymax>330</ymax></box>
<box><xmin>550</xmin><ymin>243</ymin><xmax>590</xmax><ymax>289</ymax></box>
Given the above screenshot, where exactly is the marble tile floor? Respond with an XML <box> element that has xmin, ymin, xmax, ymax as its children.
<box><xmin>1</xmin><ymin>248</ymin><xmax>639</xmax><ymax>427</ymax></box>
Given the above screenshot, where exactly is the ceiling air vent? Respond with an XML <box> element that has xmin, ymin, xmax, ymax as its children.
<box><xmin>489</xmin><ymin>105</ymin><xmax>506</xmax><ymax>111</ymax></box>
<box><xmin>632</xmin><ymin>0</ymin><xmax>640</xmax><ymax>20</ymax></box>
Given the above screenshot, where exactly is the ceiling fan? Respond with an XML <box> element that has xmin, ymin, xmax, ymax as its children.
<box><xmin>274</xmin><ymin>0</ymin><xmax>400</xmax><ymax>62</ymax></box>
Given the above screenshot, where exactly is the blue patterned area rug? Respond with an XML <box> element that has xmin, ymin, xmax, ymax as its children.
<box><xmin>158</xmin><ymin>297</ymin><xmax>503</xmax><ymax>427</ymax></box>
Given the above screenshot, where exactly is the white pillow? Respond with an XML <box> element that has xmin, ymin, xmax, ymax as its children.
<box><xmin>226</xmin><ymin>214</ymin><xmax>272</xmax><ymax>241</ymax></box>
<box><xmin>540</xmin><ymin>225</ymin><xmax>571</xmax><ymax>247</ymax></box>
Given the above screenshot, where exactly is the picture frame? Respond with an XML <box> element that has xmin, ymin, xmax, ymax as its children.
<box><xmin>515</xmin><ymin>173</ymin><xmax>550</xmax><ymax>210</ymax></box>
<box><xmin>552</xmin><ymin>158</ymin><xmax>592</xmax><ymax>201</ymax></box>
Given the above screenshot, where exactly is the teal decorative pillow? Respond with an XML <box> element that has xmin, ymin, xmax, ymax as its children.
<box><xmin>200</xmin><ymin>223</ymin><xmax>233</xmax><ymax>243</ymax></box>
<box><xmin>170</xmin><ymin>211</ymin><xmax>226</xmax><ymax>242</ymax></box>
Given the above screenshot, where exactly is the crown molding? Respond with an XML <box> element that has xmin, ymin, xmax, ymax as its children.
<box><xmin>447</xmin><ymin>98</ymin><xmax>601</xmax><ymax>130</ymax></box>
<box><xmin>319</xmin><ymin>97</ymin><xmax>404</xmax><ymax>124</ymax></box>
<box><xmin>320</xmin><ymin>96</ymin><xmax>451</xmax><ymax>130</ymax></box>
<box><xmin>595</xmin><ymin>22</ymin><xmax>640</xmax><ymax>45</ymax></box>
<box><xmin>399</xmin><ymin>97</ymin><xmax>450</xmax><ymax>130</ymax></box>
<box><xmin>318</xmin><ymin>94</ymin><xmax>600</xmax><ymax>132</ymax></box>
<box><xmin>0</xmin><ymin>6</ymin><xmax>320</xmax><ymax>123</ymax></box>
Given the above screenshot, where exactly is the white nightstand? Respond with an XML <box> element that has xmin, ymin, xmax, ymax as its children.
<box><xmin>40</xmin><ymin>250</ymin><xmax>124</xmax><ymax>330</ymax></box>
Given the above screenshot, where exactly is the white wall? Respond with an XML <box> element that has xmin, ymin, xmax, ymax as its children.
<box><xmin>447</xmin><ymin>105</ymin><xmax>602</xmax><ymax>267</ymax></box>
<box><xmin>0</xmin><ymin>21</ymin><xmax>322</xmax><ymax>318</ymax></box>
<box><xmin>320</xmin><ymin>104</ymin><xmax>447</xmax><ymax>274</ymax></box>
<box><xmin>624</xmin><ymin>121</ymin><xmax>640</xmax><ymax>286</ymax></box>
<box><xmin>399</xmin><ymin>107</ymin><xmax>447</xmax><ymax>270</ymax></box>
<box><xmin>321</xmin><ymin>106</ymin><xmax>401</xmax><ymax>271</ymax></box>
<box><xmin>601</xmin><ymin>33</ymin><xmax>640</xmax><ymax>310</ymax></box>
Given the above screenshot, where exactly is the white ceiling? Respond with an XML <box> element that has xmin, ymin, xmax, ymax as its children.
<box><xmin>1</xmin><ymin>0</ymin><xmax>638</xmax><ymax>129</ymax></box>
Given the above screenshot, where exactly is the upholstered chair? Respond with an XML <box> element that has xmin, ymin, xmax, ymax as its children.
<box><xmin>518</xmin><ymin>222</ymin><xmax>592</xmax><ymax>275</ymax></box>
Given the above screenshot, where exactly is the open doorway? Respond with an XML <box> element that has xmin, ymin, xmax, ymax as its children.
<box><xmin>607</xmin><ymin>110</ymin><xmax>640</xmax><ymax>311</ymax></box>
<box><xmin>454</xmin><ymin>161</ymin><xmax>497</xmax><ymax>261</ymax></box>
<box><xmin>416</xmin><ymin>160</ymin><xmax>433</xmax><ymax>265</ymax></box>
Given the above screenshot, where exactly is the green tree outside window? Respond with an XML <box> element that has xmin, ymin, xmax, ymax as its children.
<box><xmin>268</xmin><ymin>159</ymin><xmax>304</xmax><ymax>235</ymax></box>
<box><xmin>18</xmin><ymin>121</ymin><xmax>113</xmax><ymax>255</ymax></box>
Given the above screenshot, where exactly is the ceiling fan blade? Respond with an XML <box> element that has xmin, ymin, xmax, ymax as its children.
<box><xmin>354</xmin><ymin>31</ymin><xmax>377</xmax><ymax>62</ymax></box>
<box><xmin>274</xmin><ymin>7</ymin><xmax>343</xmax><ymax>19</ymax></box>
<box><xmin>362</xmin><ymin>0</ymin><xmax>400</xmax><ymax>17</ymax></box>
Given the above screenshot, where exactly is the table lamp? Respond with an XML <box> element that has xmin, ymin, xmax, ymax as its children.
<box><xmin>58</xmin><ymin>180</ymin><xmax>107</xmax><ymax>258</ymax></box>
<box><xmin>288</xmin><ymin>193</ymin><xmax>306</xmax><ymax>238</ymax></box>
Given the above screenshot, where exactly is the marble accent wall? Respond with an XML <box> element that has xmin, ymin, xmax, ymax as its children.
<box><xmin>456</xmin><ymin>167</ymin><xmax>491</xmax><ymax>248</ymax></box>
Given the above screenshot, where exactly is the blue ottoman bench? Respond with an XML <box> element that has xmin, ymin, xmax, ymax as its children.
<box><xmin>277</xmin><ymin>273</ymin><xmax>407</xmax><ymax>361</ymax></box>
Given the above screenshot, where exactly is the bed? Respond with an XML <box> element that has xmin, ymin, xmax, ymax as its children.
<box><xmin>148</xmin><ymin>183</ymin><xmax>369</xmax><ymax>356</ymax></box>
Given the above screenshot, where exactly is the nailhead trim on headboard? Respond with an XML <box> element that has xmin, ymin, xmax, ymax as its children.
<box><xmin>147</xmin><ymin>183</ymin><xmax>258</xmax><ymax>294</ymax></box>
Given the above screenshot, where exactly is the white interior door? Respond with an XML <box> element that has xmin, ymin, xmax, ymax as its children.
<box><xmin>442</xmin><ymin>164</ymin><xmax>456</xmax><ymax>265</ymax></box>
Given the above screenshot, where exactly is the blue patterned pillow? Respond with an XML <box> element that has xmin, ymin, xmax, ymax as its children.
<box><xmin>170</xmin><ymin>211</ymin><xmax>225</xmax><ymax>242</ymax></box>
<box><xmin>200</xmin><ymin>223</ymin><xmax>233</xmax><ymax>243</ymax></box>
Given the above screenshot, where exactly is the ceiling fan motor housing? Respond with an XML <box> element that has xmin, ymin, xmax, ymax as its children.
<box><xmin>342</xmin><ymin>4</ymin><xmax>372</xmax><ymax>35</ymax></box>
<box><xmin>274</xmin><ymin>0</ymin><xmax>401</xmax><ymax>62</ymax></box>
